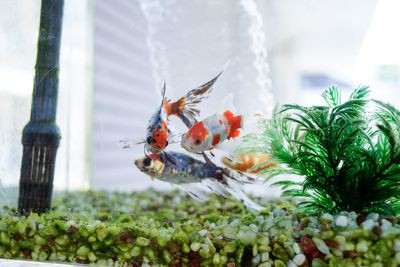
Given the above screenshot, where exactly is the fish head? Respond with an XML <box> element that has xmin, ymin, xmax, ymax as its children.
<box><xmin>181</xmin><ymin>121</ymin><xmax>210</xmax><ymax>153</ymax></box>
<box><xmin>134</xmin><ymin>155</ymin><xmax>165</xmax><ymax>177</ymax></box>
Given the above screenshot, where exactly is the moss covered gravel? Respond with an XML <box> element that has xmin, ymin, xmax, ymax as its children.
<box><xmin>1</xmin><ymin>190</ymin><xmax>400</xmax><ymax>266</ymax></box>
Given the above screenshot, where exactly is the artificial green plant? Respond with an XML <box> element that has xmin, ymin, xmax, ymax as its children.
<box><xmin>241</xmin><ymin>86</ymin><xmax>400</xmax><ymax>215</ymax></box>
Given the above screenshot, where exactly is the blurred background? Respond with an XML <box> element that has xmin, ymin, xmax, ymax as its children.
<box><xmin>1</xmin><ymin>0</ymin><xmax>399</xmax><ymax>196</ymax></box>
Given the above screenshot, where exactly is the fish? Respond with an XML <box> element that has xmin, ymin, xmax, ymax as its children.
<box><xmin>120</xmin><ymin>70</ymin><xmax>224</xmax><ymax>156</ymax></box>
<box><xmin>134</xmin><ymin>151</ymin><xmax>264</xmax><ymax>211</ymax></box>
<box><xmin>222</xmin><ymin>153</ymin><xmax>277</xmax><ymax>173</ymax></box>
<box><xmin>181</xmin><ymin>110</ymin><xmax>251</xmax><ymax>154</ymax></box>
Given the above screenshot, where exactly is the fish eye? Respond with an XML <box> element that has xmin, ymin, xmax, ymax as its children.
<box><xmin>143</xmin><ymin>157</ymin><xmax>152</xmax><ymax>167</ymax></box>
<box><xmin>165</xmin><ymin>140</ymin><xmax>169</xmax><ymax>146</ymax></box>
<box><xmin>194</xmin><ymin>138</ymin><xmax>201</xmax><ymax>146</ymax></box>
<box><xmin>146</xmin><ymin>136</ymin><xmax>152</xmax><ymax>144</ymax></box>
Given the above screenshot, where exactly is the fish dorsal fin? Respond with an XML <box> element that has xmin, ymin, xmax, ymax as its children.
<box><xmin>160</xmin><ymin>81</ymin><xmax>167</xmax><ymax>106</ymax></box>
<box><xmin>218</xmin><ymin>93</ymin><xmax>237</xmax><ymax>114</ymax></box>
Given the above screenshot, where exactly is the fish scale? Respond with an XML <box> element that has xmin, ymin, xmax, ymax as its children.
<box><xmin>157</xmin><ymin>152</ymin><xmax>221</xmax><ymax>183</ymax></box>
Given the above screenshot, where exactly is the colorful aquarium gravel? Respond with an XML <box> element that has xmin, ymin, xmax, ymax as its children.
<box><xmin>1</xmin><ymin>190</ymin><xmax>400</xmax><ymax>266</ymax></box>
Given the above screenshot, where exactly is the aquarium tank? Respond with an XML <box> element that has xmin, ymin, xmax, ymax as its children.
<box><xmin>1</xmin><ymin>0</ymin><xmax>400</xmax><ymax>266</ymax></box>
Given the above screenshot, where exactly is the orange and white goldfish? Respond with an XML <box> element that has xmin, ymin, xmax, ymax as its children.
<box><xmin>121</xmin><ymin>71</ymin><xmax>224</xmax><ymax>156</ymax></box>
<box><xmin>180</xmin><ymin>110</ymin><xmax>245</xmax><ymax>153</ymax></box>
<box><xmin>222</xmin><ymin>153</ymin><xmax>277</xmax><ymax>173</ymax></box>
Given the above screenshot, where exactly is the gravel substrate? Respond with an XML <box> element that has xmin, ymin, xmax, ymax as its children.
<box><xmin>1</xmin><ymin>190</ymin><xmax>400</xmax><ymax>266</ymax></box>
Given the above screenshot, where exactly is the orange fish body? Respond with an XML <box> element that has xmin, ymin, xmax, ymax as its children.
<box><xmin>145</xmin><ymin>71</ymin><xmax>223</xmax><ymax>155</ymax></box>
<box><xmin>181</xmin><ymin>110</ymin><xmax>243</xmax><ymax>153</ymax></box>
<box><xmin>222</xmin><ymin>154</ymin><xmax>277</xmax><ymax>174</ymax></box>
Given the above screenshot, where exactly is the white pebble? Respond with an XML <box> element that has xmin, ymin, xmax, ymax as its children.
<box><xmin>255</xmin><ymin>216</ymin><xmax>264</xmax><ymax>224</ymax></box>
<box><xmin>249</xmin><ymin>224</ymin><xmax>259</xmax><ymax>233</ymax></box>
<box><xmin>396</xmin><ymin>252</ymin><xmax>400</xmax><ymax>264</ymax></box>
<box><xmin>293</xmin><ymin>253</ymin><xmax>306</xmax><ymax>265</ymax></box>
<box><xmin>361</xmin><ymin>219</ymin><xmax>375</xmax><ymax>230</ymax></box>
<box><xmin>190</xmin><ymin>242</ymin><xmax>201</xmax><ymax>252</ymax></box>
<box><xmin>312</xmin><ymin>237</ymin><xmax>330</xmax><ymax>254</ymax></box>
<box><xmin>356</xmin><ymin>240</ymin><xmax>368</xmax><ymax>253</ymax></box>
<box><xmin>287</xmin><ymin>260</ymin><xmax>297</xmax><ymax>267</ymax></box>
<box><xmin>366</xmin><ymin>213</ymin><xmax>379</xmax><ymax>221</ymax></box>
<box><xmin>293</xmin><ymin>243</ymin><xmax>301</xmax><ymax>254</ymax></box>
<box><xmin>237</xmin><ymin>229</ymin><xmax>257</xmax><ymax>245</ymax></box>
<box><xmin>320</xmin><ymin>213</ymin><xmax>334</xmax><ymax>222</ymax></box>
<box><xmin>394</xmin><ymin>240</ymin><xmax>400</xmax><ymax>252</ymax></box>
<box><xmin>335</xmin><ymin>215</ymin><xmax>348</xmax><ymax>227</ymax></box>
<box><xmin>198</xmin><ymin>229</ymin><xmax>208</xmax><ymax>237</ymax></box>
<box><xmin>261</xmin><ymin>252</ymin><xmax>269</xmax><ymax>262</ymax></box>
<box><xmin>381</xmin><ymin>219</ymin><xmax>394</xmax><ymax>233</ymax></box>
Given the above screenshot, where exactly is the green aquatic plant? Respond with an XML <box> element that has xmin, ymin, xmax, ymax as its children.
<box><xmin>241</xmin><ymin>86</ymin><xmax>400</xmax><ymax>215</ymax></box>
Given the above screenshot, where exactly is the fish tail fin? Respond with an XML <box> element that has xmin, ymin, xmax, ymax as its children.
<box><xmin>223</xmin><ymin>110</ymin><xmax>242</xmax><ymax>139</ymax></box>
<box><xmin>170</xmin><ymin>69</ymin><xmax>225</xmax><ymax>127</ymax></box>
<box><xmin>219</xmin><ymin>169</ymin><xmax>264</xmax><ymax>211</ymax></box>
<box><xmin>224</xmin><ymin>111</ymin><xmax>263</xmax><ymax>139</ymax></box>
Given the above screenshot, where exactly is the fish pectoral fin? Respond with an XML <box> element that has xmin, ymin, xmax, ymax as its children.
<box><xmin>119</xmin><ymin>138</ymin><xmax>145</xmax><ymax>148</ymax></box>
<box><xmin>210</xmin><ymin>149</ymin><xmax>215</xmax><ymax>157</ymax></box>
<box><xmin>178</xmin><ymin>184</ymin><xmax>209</xmax><ymax>202</ymax></box>
<box><xmin>167</xmin><ymin>130</ymin><xmax>182</xmax><ymax>144</ymax></box>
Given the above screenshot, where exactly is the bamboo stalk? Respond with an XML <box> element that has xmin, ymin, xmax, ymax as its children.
<box><xmin>18</xmin><ymin>0</ymin><xmax>64</xmax><ymax>214</ymax></box>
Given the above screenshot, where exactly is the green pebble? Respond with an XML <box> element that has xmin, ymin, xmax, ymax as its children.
<box><xmin>172</xmin><ymin>229</ymin><xmax>189</xmax><ymax>244</ymax></box>
<box><xmin>77</xmin><ymin>245</ymin><xmax>90</xmax><ymax>258</ymax></box>
<box><xmin>88</xmin><ymin>236</ymin><xmax>97</xmax><ymax>243</ymax></box>
<box><xmin>212</xmin><ymin>253</ymin><xmax>221</xmax><ymax>265</ymax></box>
<box><xmin>312</xmin><ymin>258</ymin><xmax>328</xmax><ymax>267</ymax></box>
<box><xmin>96</xmin><ymin>225</ymin><xmax>108</xmax><ymax>241</ymax></box>
<box><xmin>136</xmin><ymin>236</ymin><xmax>150</xmax><ymax>246</ymax></box>
<box><xmin>55</xmin><ymin>234</ymin><xmax>69</xmax><ymax>246</ymax></box>
<box><xmin>278</xmin><ymin>234</ymin><xmax>287</xmax><ymax>243</ymax></box>
<box><xmin>223</xmin><ymin>242</ymin><xmax>237</xmax><ymax>254</ymax></box>
<box><xmin>274</xmin><ymin>259</ymin><xmax>286</xmax><ymax>267</ymax></box>
<box><xmin>199</xmin><ymin>246</ymin><xmax>211</xmax><ymax>259</ymax></box>
<box><xmin>131</xmin><ymin>246</ymin><xmax>141</xmax><ymax>257</ymax></box>
<box><xmin>182</xmin><ymin>243</ymin><xmax>190</xmax><ymax>254</ymax></box>
<box><xmin>163</xmin><ymin>249</ymin><xmax>173</xmax><ymax>263</ymax></box>
<box><xmin>258</xmin><ymin>245</ymin><xmax>270</xmax><ymax>252</ymax></box>
<box><xmin>220</xmin><ymin>254</ymin><xmax>228</xmax><ymax>264</ymax></box>
<box><xmin>56</xmin><ymin>252</ymin><xmax>67</xmax><ymax>261</ymax></box>
<box><xmin>38</xmin><ymin>251</ymin><xmax>48</xmax><ymax>261</ymax></box>
<box><xmin>88</xmin><ymin>252</ymin><xmax>97</xmax><ymax>262</ymax></box>
<box><xmin>15</xmin><ymin>220</ymin><xmax>27</xmax><ymax>235</ymax></box>
<box><xmin>223</xmin><ymin>226</ymin><xmax>237</xmax><ymax>239</ymax></box>
<box><xmin>0</xmin><ymin>232</ymin><xmax>10</xmax><ymax>246</ymax></box>
<box><xmin>253</xmin><ymin>243</ymin><xmax>258</xmax><ymax>256</ymax></box>
<box><xmin>272</xmin><ymin>243</ymin><xmax>289</xmax><ymax>261</ymax></box>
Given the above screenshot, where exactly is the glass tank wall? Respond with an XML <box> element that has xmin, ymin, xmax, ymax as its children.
<box><xmin>1</xmin><ymin>0</ymin><xmax>400</xmax><ymax>195</ymax></box>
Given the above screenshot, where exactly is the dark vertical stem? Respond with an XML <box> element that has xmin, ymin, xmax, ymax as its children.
<box><xmin>18</xmin><ymin>0</ymin><xmax>64</xmax><ymax>214</ymax></box>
